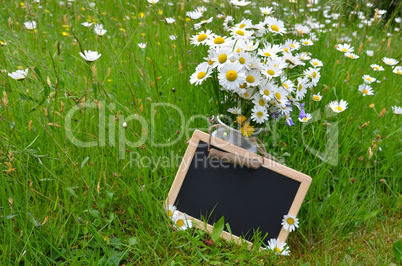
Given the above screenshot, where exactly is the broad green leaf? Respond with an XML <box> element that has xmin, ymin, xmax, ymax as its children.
<box><xmin>211</xmin><ymin>217</ymin><xmax>224</xmax><ymax>243</ymax></box>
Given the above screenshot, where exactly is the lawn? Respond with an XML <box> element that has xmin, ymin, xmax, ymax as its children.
<box><xmin>0</xmin><ymin>0</ymin><xmax>401</xmax><ymax>264</ymax></box>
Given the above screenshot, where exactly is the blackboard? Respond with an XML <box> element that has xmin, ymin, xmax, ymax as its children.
<box><xmin>166</xmin><ymin>130</ymin><xmax>312</xmax><ymax>246</ymax></box>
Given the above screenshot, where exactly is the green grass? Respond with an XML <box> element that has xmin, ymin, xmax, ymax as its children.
<box><xmin>0</xmin><ymin>0</ymin><xmax>401</xmax><ymax>264</ymax></box>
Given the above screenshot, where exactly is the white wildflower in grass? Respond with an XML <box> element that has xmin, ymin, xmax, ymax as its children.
<box><xmin>336</xmin><ymin>43</ymin><xmax>354</xmax><ymax>53</ymax></box>
<box><xmin>190</xmin><ymin>30</ymin><xmax>213</xmax><ymax>46</ymax></box>
<box><xmin>165</xmin><ymin>17</ymin><xmax>176</xmax><ymax>24</ymax></box>
<box><xmin>391</xmin><ymin>106</ymin><xmax>402</xmax><ymax>115</ymax></box>
<box><xmin>147</xmin><ymin>0</ymin><xmax>159</xmax><ymax>4</ymax></box>
<box><xmin>260</xmin><ymin>7</ymin><xmax>274</xmax><ymax>15</ymax></box>
<box><xmin>8</xmin><ymin>68</ymin><xmax>29</xmax><ymax>81</ymax></box>
<box><xmin>229</xmin><ymin>0</ymin><xmax>251</xmax><ymax>7</ymax></box>
<box><xmin>79</xmin><ymin>50</ymin><xmax>101</xmax><ymax>62</ymax></box>
<box><xmin>370</xmin><ymin>64</ymin><xmax>384</xmax><ymax>71</ymax></box>
<box><xmin>329</xmin><ymin>99</ymin><xmax>348</xmax><ymax>113</ymax></box>
<box><xmin>169</xmin><ymin>35</ymin><xmax>177</xmax><ymax>41</ymax></box>
<box><xmin>358</xmin><ymin>84</ymin><xmax>374</xmax><ymax>96</ymax></box>
<box><xmin>186</xmin><ymin>11</ymin><xmax>203</xmax><ymax>20</ymax></box>
<box><xmin>298</xmin><ymin>52</ymin><xmax>311</xmax><ymax>61</ymax></box>
<box><xmin>251</xmin><ymin>105</ymin><xmax>269</xmax><ymax>123</ymax></box>
<box><xmin>138</xmin><ymin>43</ymin><xmax>146</xmax><ymax>49</ymax></box>
<box><xmin>244</xmin><ymin>69</ymin><xmax>262</xmax><ymax>86</ymax></box>
<box><xmin>207</xmin><ymin>36</ymin><xmax>233</xmax><ymax>48</ymax></box>
<box><xmin>312</xmin><ymin>92</ymin><xmax>322</xmax><ymax>101</ymax></box>
<box><xmin>265</xmin><ymin>17</ymin><xmax>287</xmax><ymax>35</ymax></box>
<box><xmin>190</xmin><ymin>62</ymin><xmax>212</xmax><ymax>85</ymax></box>
<box><xmin>218</xmin><ymin>62</ymin><xmax>246</xmax><ymax>91</ymax></box>
<box><xmin>362</xmin><ymin>75</ymin><xmax>376</xmax><ymax>84</ymax></box>
<box><xmin>262</xmin><ymin>60</ymin><xmax>283</xmax><ymax>79</ymax></box>
<box><xmin>81</xmin><ymin>22</ymin><xmax>93</xmax><ymax>27</ymax></box>
<box><xmin>300</xmin><ymin>39</ymin><xmax>313</xmax><ymax>46</ymax></box>
<box><xmin>166</xmin><ymin>205</ymin><xmax>177</xmax><ymax>218</ymax></box>
<box><xmin>295</xmin><ymin>24</ymin><xmax>310</xmax><ymax>36</ymax></box>
<box><xmin>393</xmin><ymin>66</ymin><xmax>402</xmax><ymax>75</ymax></box>
<box><xmin>382</xmin><ymin>57</ymin><xmax>398</xmax><ymax>66</ymax></box>
<box><xmin>196</xmin><ymin>6</ymin><xmax>207</xmax><ymax>13</ymax></box>
<box><xmin>172</xmin><ymin>213</ymin><xmax>192</xmax><ymax>231</ymax></box>
<box><xmin>366</xmin><ymin>50</ymin><xmax>374</xmax><ymax>57</ymax></box>
<box><xmin>258</xmin><ymin>43</ymin><xmax>282</xmax><ymax>60</ymax></box>
<box><xmin>267</xmin><ymin>238</ymin><xmax>290</xmax><ymax>256</ymax></box>
<box><xmin>310</xmin><ymin>59</ymin><xmax>323</xmax><ymax>67</ymax></box>
<box><xmin>228</xmin><ymin>107</ymin><xmax>241</xmax><ymax>115</ymax></box>
<box><xmin>253</xmin><ymin>94</ymin><xmax>268</xmax><ymax>108</ymax></box>
<box><xmin>345</xmin><ymin>52</ymin><xmax>359</xmax><ymax>59</ymax></box>
<box><xmin>281</xmin><ymin>214</ymin><xmax>299</xmax><ymax>232</ymax></box>
<box><xmin>0</xmin><ymin>41</ymin><xmax>6</xmax><ymax>46</ymax></box>
<box><xmin>211</xmin><ymin>47</ymin><xmax>233</xmax><ymax>69</ymax></box>
<box><xmin>298</xmin><ymin>113</ymin><xmax>312</xmax><ymax>122</ymax></box>
<box><xmin>24</xmin><ymin>21</ymin><xmax>37</xmax><ymax>30</ymax></box>
<box><xmin>94</xmin><ymin>24</ymin><xmax>107</xmax><ymax>36</ymax></box>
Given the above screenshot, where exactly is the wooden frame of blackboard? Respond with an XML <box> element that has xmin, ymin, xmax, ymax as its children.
<box><xmin>165</xmin><ymin>130</ymin><xmax>312</xmax><ymax>247</ymax></box>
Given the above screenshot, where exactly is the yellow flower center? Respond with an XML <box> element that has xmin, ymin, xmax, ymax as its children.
<box><xmin>239</xmin><ymin>83</ymin><xmax>247</xmax><ymax>88</ymax></box>
<box><xmin>239</xmin><ymin>23</ymin><xmax>246</xmax><ymax>28</ymax></box>
<box><xmin>313</xmin><ymin>62</ymin><xmax>318</xmax><ymax>66</ymax></box>
<box><xmin>244</xmin><ymin>93</ymin><xmax>250</xmax><ymax>98</ymax></box>
<box><xmin>298</xmin><ymin>84</ymin><xmax>303</xmax><ymax>91</ymax></box>
<box><xmin>267</xmin><ymin>69</ymin><xmax>275</xmax><ymax>76</ymax></box>
<box><xmin>257</xmin><ymin>111</ymin><xmax>264</xmax><ymax>118</ymax></box>
<box><xmin>304</xmin><ymin>41</ymin><xmax>309</xmax><ymax>45</ymax></box>
<box><xmin>258</xmin><ymin>99</ymin><xmax>265</xmax><ymax>106</ymax></box>
<box><xmin>197</xmin><ymin>72</ymin><xmax>206</xmax><ymax>79</ymax></box>
<box><xmin>283</xmin><ymin>83</ymin><xmax>288</xmax><ymax>89</ymax></box>
<box><xmin>349</xmin><ymin>55</ymin><xmax>354</xmax><ymax>58</ymax></box>
<box><xmin>313</xmin><ymin>72</ymin><xmax>317</xmax><ymax>78</ymax></box>
<box><xmin>176</xmin><ymin>219</ymin><xmax>184</xmax><ymax>227</ymax></box>
<box><xmin>271</xmin><ymin>25</ymin><xmax>279</xmax><ymax>32</ymax></box>
<box><xmin>264</xmin><ymin>90</ymin><xmax>270</xmax><ymax>96</ymax></box>
<box><xmin>214</xmin><ymin>37</ymin><xmax>225</xmax><ymax>44</ymax></box>
<box><xmin>275</xmin><ymin>92</ymin><xmax>281</xmax><ymax>100</ymax></box>
<box><xmin>168</xmin><ymin>210</ymin><xmax>173</xmax><ymax>217</ymax></box>
<box><xmin>263</xmin><ymin>52</ymin><xmax>271</xmax><ymax>57</ymax></box>
<box><xmin>208</xmin><ymin>59</ymin><xmax>214</xmax><ymax>65</ymax></box>
<box><xmin>264</xmin><ymin>11</ymin><xmax>268</xmax><ymax>14</ymax></box>
<box><xmin>246</xmin><ymin>75</ymin><xmax>255</xmax><ymax>83</ymax></box>
<box><xmin>287</xmin><ymin>218</ymin><xmax>295</xmax><ymax>224</ymax></box>
<box><xmin>313</xmin><ymin>95</ymin><xmax>320</xmax><ymax>101</ymax></box>
<box><xmin>197</xmin><ymin>34</ymin><xmax>207</xmax><ymax>42</ymax></box>
<box><xmin>335</xmin><ymin>106</ymin><xmax>343</xmax><ymax>111</ymax></box>
<box><xmin>375</xmin><ymin>67</ymin><xmax>379</xmax><ymax>70</ymax></box>
<box><xmin>239</xmin><ymin>57</ymin><xmax>246</xmax><ymax>64</ymax></box>
<box><xmin>397</xmin><ymin>71</ymin><xmax>401</xmax><ymax>74</ymax></box>
<box><xmin>218</xmin><ymin>54</ymin><xmax>227</xmax><ymax>63</ymax></box>
<box><xmin>226</xmin><ymin>70</ymin><xmax>237</xmax><ymax>81</ymax></box>
<box><xmin>362</xmin><ymin>89</ymin><xmax>368</xmax><ymax>94</ymax></box>
<box><xmin>236</xmin><ymin>30</ymin><xmax>244</xmax><ymax>36</ymax></box>
<box><xmin>274</xmin><ymin>247</ymin><xmax>281</xmax><ymax>253</ymax></box>
<box><xmin>342</xmin><ymin>48</ymin><xmax>347</xmax><ymax>52</ymax></box>
<box><xmin>366</xmin><ymin>78</ymin><xmax>371</xmax><ymax>81</ymax></box>
<box><xmin>290</xmin><ymin>44</ymin><xmax>295</xmax><ymax>48</ymax></box>
<box><xmin>284</xmin><ymin>48</ymin><xmax>289</xmax><ymax>52</ymax></box>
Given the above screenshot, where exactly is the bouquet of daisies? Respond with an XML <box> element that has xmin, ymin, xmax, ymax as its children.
<box><xmin>189</xmin><ymin>10</ymin><xmax>322</xmax><ymax>137</ymax></box>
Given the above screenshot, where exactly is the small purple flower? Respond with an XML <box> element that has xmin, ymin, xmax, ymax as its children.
<box><xmin>298</xmin><ymin>103</ymin><xmax>307</xmax><ymax>120</ymax></box>
<box><xmin>286</xmin><ymin>117</ymin><xmax>295</xmax><ymax>126</ymax></box>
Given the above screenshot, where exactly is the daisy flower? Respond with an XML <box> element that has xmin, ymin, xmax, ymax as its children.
<box><xmin>169</xmin><ymin>35</ymin><xmax>177</xmax><ymax>41</ymax></box>
<box><xmin>234</xmin><ymin>51</ymin><xmax>253</xmax><ymax>70</ymax></box>
<box><xmin>304</xmin><ymin>67</ymin><xmax>321</xmax><ymax>87</ymax></box>
<box><xmin>312</xmin><ymin>92</ymin><xmax>322</xmax><ymax>101</ymax></box>
<box><xmin>393</xmin><ymin>66</ymin><xmax>402</xmax><ymax>75</ymax></box>
<box><xmin>229</xmin><ymin>0</ymin><xmax>251</xmax><ymax>7</ymax></box>
<box><xmin>336</xmin><ymin>43</ymin><xmax>354</xmax><ymax>53</ymax></box>
<box><xmin>230</xmin><ymin>27</ymin><xmax>254</xmax><ymax>39</ymax></box>
<box><xmin>358</xmin><ymin>84</ymin><xmax>374</xmax><ymax>96</ymax></box>
<box><xmin>172</xmin><ymin>213</ymin><xmax>192</xmax><ymax>231</ymax></box>
<box><xmin>24</xmin><ymin>21</ymin><xmax>37</xmax><ymax>30</ymax></box>
<box><xmin>262</xmin><ymin>60</ymin><xmax>283</xmax><ymax>79</ymax></box>
<box><xmin>218</xmin><ymin>62</ymin><xmax>247</xmax><ymax>91</ymax></box>
<box><xmin>79</xmin><ymin>50</ymin><xmax>101</xmax><ymax>62</ymax></box>
<box><xmin>0</xmin><ymin>41</ymin><xmax>6</xmax><ymax>46</ymax></box>
<box><xmin>329</xmin><ymin>99</ymin><xmax>348</xmax><ymax>113</ymax></box>
<box><xmin>228</xmin><ymin>107</ymin><xmax>241</xmax><ymax>115</ymax></box>
<box><xmin>362</xmin><ymin>75</ymin><xmax>376</xmax><ymax>84</ymax></box>
<box><xmin>245</xmin><ymin>69</ymin><xmax>262</xmax><ymax>87</ymax></box>
<box><xmin>190</xmin><ymin>62</ymin><xmax>212</xmax><ymax>85</ymax></box>
<box><xmin>190</xmin><ymin>30</ymin><xmax>213</xmax><ymax>46</ymax></box>
<box><xmin>253</xmin><ymin>94</ymin><xmax>268</xmax><ymax>108</ymax></box>
<box><xmin>281</xmin><ymin>214</ymin><xmax>299</xmax><ymax>232</ymax></box>
<box><xmin>260</xmin><ymin>7</ymin><xmax>274</xmax><ymax>15</ymax></box>
<box><xmin>81</xmin><ymin>22</ymin><xmax>93</xmax><ymax>27</ymax></box>
<box><xmin>382</xmin><ymin>57</ymin><xmax>398</xmax><ymax>66</ymax></box>
<box><xmin>300</xmin><ymin>39</ymin><xmax>314</xmax><ymax>46</ymax></box>
<box><xmin>258</xmin><ymin>44</ymin><xmax>281</xmax><ymax>60</ymax></box>
<box><xmin>366</xmin><ymin>50</ymin><xmax>374</xmax><ymax>57</ymax></box>
<box><xmin>267</xmin><ymin>238</ymin><xmax>290</xmax><ymax>256</ymax></box>
<box><xmin>298</xmin><ymin>113</ymin><xmax>312</xmax><ymax>122</ymax></box>
<box><xmin>138</xmin><ymin>43</ymin><xmax>147</xmax><ymax>49</ymax></box>
<box><xmin>166</xmin><ymin>205</ymin><xmax>177</xmax><ymax>218</ymax></box>
<box><xmin>295</xmin><ymin>24</ymin><xmax>310</xmax><ymax>36</ymax></box>
<box><xmin>251</xmin><ymin>106</ymin><xmax>268</xmax><ymax>124</ymax></box>
<box><xmin>8</xmin><ymin>68</ymin><xmax>29</xmax><ymax>81</ymax></box>
<box><xmin>165</xmin><ymin>17</ymin><xmax>176</xmax><ymax>24</ymax></box>
<box><xmin>298</xmin><ymin>52</ymin><xmax>311</xmax><ymax>61</ymax></box>
<box><xmin>296</xmin><ymin>77</ymin><xmax>309</xmax><ymax>100</ymax></box>
<box><xmin>391</xmin><ymin>106</ymin><xmax>402</xmax><ymax>115</ymax></box>
<box><xmin>235</xmin><ymin>19</ymin><xmax>253</xmax><ymax>29</ymax></box>
<box><xmin>345</xmin><ymin>52</ymin><xmax>359</xmax><ymax>59</ymax></box>
<box><xmin>310</xmin><ymin>59</ymin><xmax>323</xmax><ymax>67</ymax></box>
<box><xmin>186</xmin><ymin>11</ymin><xmax>203</xmax><ymax>20</ymax></box>
<box><xmin>283</xmin><ymin>39</ymin><xmax>300</xmax><ymax>51</ymax></box>
<box><xmin>196</xmin><ymin>6</ymin><xmax>207</xmax><ymax>13</ymax></box>
<box><xmin>147</xmin><ymin>0</ymin><xmax>159</xmax><ymax>4</ymax></box>
<box><xmin>273</xmin><ymin>87</ymin><xmax>289</xmax><ymax>106</ymax></box>
<box><xmin>207</xmin><ymin>36</ymin><xmax>233</xmax><ymax>48</ymax></box>
<box><xmin>370</xmin><ymin>64</ymin><xmax>384</xmax><ymax>71</ymax></box>
<box><xmin>259</xmin><ymin>80</ymin><xmax>276</xmax><ymax>101</ymax></box>
<box><xmin>94</xmin><ymin>24</ymin><xmax>107</xmax><ymax>36</ymax></box>
<box><xmin>240</xmin><ymin>121</ymin><xmax>255</xmax><ymax>137</ymax></box>
<box><xmin>211</xmin><ymin>47</ymin><xmax>233</xmax><ymax>69</ymax></box>
<box><xmin>265</xmin><ymin>17</ymin><xmax>287</xmax><ymax>35</ymax></box>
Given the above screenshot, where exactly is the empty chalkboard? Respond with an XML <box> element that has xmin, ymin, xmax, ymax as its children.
<box><xmin>166</xmin><ymin>130</ymin><xmax>312</xmax><ymax>246</ymax></box>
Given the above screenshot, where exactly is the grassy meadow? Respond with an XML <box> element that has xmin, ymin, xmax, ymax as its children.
<box><xmin>0</xmin><ymin>0</ymin><xmax>401</xmax><ymax>264</ymax></box>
